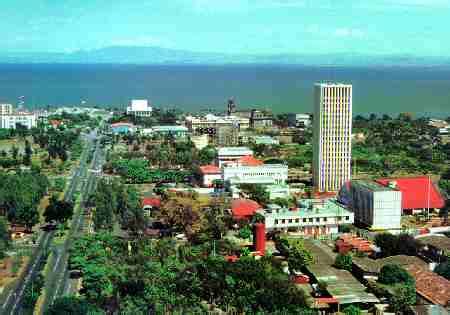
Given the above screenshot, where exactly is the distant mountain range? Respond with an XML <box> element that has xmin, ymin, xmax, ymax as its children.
<box><xmin>1</xmin><ymin>46</ymin><xmax>449</xmax><ymax>67</ymax></box>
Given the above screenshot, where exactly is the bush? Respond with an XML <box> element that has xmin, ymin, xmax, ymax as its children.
<box><xmin>378</xmin><ymin>264</ymin><xmax>414</xmax><ymax>285</ymax></box>
<box><xmin>238</xmin><ymin>225</ymin><xmax>252</xmax><ymax>239</ymax></box>
<box><xmin>334</xmin><ymin>254</ymin><xmax>352</xmax><ymax>271</ymax></box>
<box><xmin>343</xmin><ymin>305</ymin><xmax>361</xmax><ymax>315</ymax></box>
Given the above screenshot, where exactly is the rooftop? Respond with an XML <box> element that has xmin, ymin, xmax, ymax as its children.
<box><xmin>231</xmin><ymin>198</ymin><xmax>262</xmax><ymax>219</ymax></box>
<box><xmin>417</xmin><ymin>234</ymin><xmax>450</xmax><ymax>253</ymax></box>
<box><xmin>218</xmin><ymin>147</ymin><xmax>253</xmax><ymax>156</ymax></box>
<box><xmin>352</xmin><ymin>255</ymin><xmax>428</xmax><ymax>274</ymax></box>
<box><xmin>199</xmin><ymin>165</ymin><xmax>221</xmax><ymax>175</ymax></box>
<box><xmin>304</xmin><ymin>240</ymin><xmax>379</xmax><ymax>305</ymax></box>
<box><xmin>264</xmin><ymin>199</ymin><xmax>353</xmax><ymax>218</ymax></box>
<box><xmin>406</xmin><ymin>264</ymin><xmax>450</xmax><ymax>307</ymax></box>
<box><xmin>376</xmin><ymin>176</ymin><xmax>445</xmax><ymax>209</ymax></box>
<box><xmin>152</xmin><ymin>125</ymin><xmax>188</xmax><ymax>132</ymax></box>
<box><xmin>347</xmin><ymin>180</ymin><xmax>396</xmax><ymax>192</ymax></box>
<box><xmin>315</xmin><ymin>82</ymin><xmax>352</xmax><ymax>88</ymax></box>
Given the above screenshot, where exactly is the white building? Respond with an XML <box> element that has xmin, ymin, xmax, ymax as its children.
<box><xmin>313</xmin><ymin>83</ymin><xmax>352</xmax><ymax>192</ymax></box>
<box><xmin>191</xmin><ymin>134</ymin><xmax>209</xmax><ymax>150</ymax></box>
<box><xmin>199</xmin><ymin>165</ymin><xmax>222</xmax><ymax>187</ymax></box>
<box><xmin>0</xmin><ymin>113</ymin><xmax>37</xmax><ymax>129</ymax></box>
<box><xmin>261</xmin><ymin>199</ymin><xmax>354</xmax><ymax>235</ymax></box>
<box><xmin>185</xmin><ymin>114</ymin><xmax>250</xmax><ymax>133</ymax></box>
<box><xmin>0</xmin><ymin>104</ymin><xmax>13</xmax><ymax>115</ymax></box>
<box><xmin>223</xmin><ymin>163</ymin><xmax>288</xmax><ymax>185</ymax></box>
<box><xmin>217</xmin><ymin>147</ymin><xmax>254</xmax><ymax>168</ymax></box>
<box><xmin>337</xmin><ymin>180</ymin><xmax>402</xmax><ymax>230</ymax></box>
<box><xmin>288</xmin><ymin>113</ymin><xmax>312</xmax><ymax>128</ymax></box>
<box><xmin>127</xmin><ymin>99</ymin><xmax>152</xmax><ymax>117</ymax></box>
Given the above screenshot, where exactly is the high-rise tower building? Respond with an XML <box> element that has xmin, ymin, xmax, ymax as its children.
<box><xmin>313</xmin><ymin>83</ymin><xmax>352</xmax><ymax>192</ymax></box>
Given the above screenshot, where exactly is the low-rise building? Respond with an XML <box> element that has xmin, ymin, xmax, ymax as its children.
<box><xmin>261</xmin><ymin>199</ymin><xmax>354</xmax><ymax>235</ymax></box>
<box><xmin>406</xmin><ymin>265</ymin><xmax>450</xmax><ymax>308</ymax></box>
<box><xmin>266</xmin><ymin>184</ymin><xmax>290</xmax><ymax>200</ymax></box>
<box><xmin>288</xmin><ymin>113</ymin><xmax>312</xmax><ymax>128</ymax></box>
<box><xmin>199</xmin><ymin>165</ymin><xmax>222</xmax><ymax>187</ymax></box>
<box><xmin>185</xmin><ymin>114</ymin><xmax>250</xmax><ymax>144</ymax></box>
<box><xmin>231</xmin><ymin>198</ymin><xmax>262</xmax><ymax>220</ymax></box>
<box><xmin>141</xmin><ymin>125</ymin><xmax>188</xmax><ymax>139</ymax></box>
<box><xmin>0</xmin><ymin>112</ymin><xmax>37</xmax><ymax>129</ymax></box>
<box><xmin>223</xmin><ymin>163</ymin><xmax>288</xmax><ymax>185</ymax></box>
<box><xmin>337</xmin><ymin>180</ymin><xmax>402</xmax><ymax>230</ymax></box>
<box><xmin>417</xmin><ymin>234</ymin><xmax>450</xmax><ymax>263</ymax></box>
<box><xmin>190</xmin><ymin>134</ymin><xmax>209</xmax><ymax>150</ymax></box>
<box><xmin>111</xmin><ymin>122</ymin><xmax>135</xmax><ymax>134</ymax></box>
<box><xmin>217</xmin><ymin>147</ymin><xmax>253</xmax><ymax>168</ymax></box>
<box><xmin>127</xmin><ymin>99</ymin><xmax>152</xmax><ymax>117</ymax></box>
<box><xmin>250</xmin><ymin>110</ymin><xmax>273</xmax><ymax>129</ymax></box>
<box><xmin>0</xmin><ymin>103</ymin><xmax>13</xmax><ymax>115</ymax></box>
<box><xmin>376</xmin><ymin>176</ymin><xmax>446</xmax><ymax>215</ymax></box>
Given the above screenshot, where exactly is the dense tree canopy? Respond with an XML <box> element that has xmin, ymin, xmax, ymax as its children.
<box><xmin>69</xmin><ymin>233</ymin><xmax>316</xmax><ymax>314</ymax></box>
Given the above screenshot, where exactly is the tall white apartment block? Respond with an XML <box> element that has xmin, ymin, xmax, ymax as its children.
<box><xmin>0</xmin><ymin>104</ymin><xmax>13</xmax><ymax>115</ymax></box>
<box><xmin>313</xmin><ymin>83</ymin><xmax>352</xmax><ymax>192</ymax></box>
<box><xmin>127</xmin><ymin>99</ymin><xmax>152</xmax><ymax>117</ymax></box>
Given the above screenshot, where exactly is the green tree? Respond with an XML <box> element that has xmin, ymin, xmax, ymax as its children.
<box><xmin>23</xmin><ymin>139</ymin><xmax>33</xmax><ymax>166</ymax></box>
<box><xmin>434</xmin><ymin>259</ymin><xmax>450</xmax><ymax>280</ymax></box>
<box><xmin>334</xmin><ymin>254</ymin><xmax>353</xmax><ymax>271</ymax></box>
<box><xmin>198</xmin><ymin>146</ymin><xmax>217</xmax><ymax>165</ymax></box>
<box><xmin>0</xmin><ymin>216</ymin><xmax>11</xmax><ymax>259</ymax></box>
<box><xmin>343</xmin><ymin>305</ymin><xmax>361</xmax><ymax>315</ymax></box>
<box><xmin>238</xmin><ymin>225</ymin><xmax>252</xmax><ymax>239</ymax></box>
<box><xmin>239</xmin><ymin>184</ymin><xmax>269</xmax><ymax>205</ymax></box>
<box><xmin>378</xmin><ymin>264</ymin><xmax>414</xmax><ymax>285</ymax></box>
<box><xmin>16</xmin><ymin>205</ymin><xmax>39</xmax><ymax>232</ymax></box>
<box><xmin>44</xmin><ymin>194</ymin><xmax>74</xmax><ymax>223</ymax></box>
<box><xmin>275</xmin><ymin>237</ymin><xmax>313</xmax><ymax>272</ymax></box>
<box><xmin>390</xmin><ymin>283</ymin><xmax>416</xmax><ymax>313</ymax></box>
<box><xmin>45</xmin><ymin>296</ymin><xmax>103</xmax><ymax>315</ymax></box>
<box><xmin>93</xmin><ymin>179</ymin><xmax>116</xmax><ymax>231</ymax></box>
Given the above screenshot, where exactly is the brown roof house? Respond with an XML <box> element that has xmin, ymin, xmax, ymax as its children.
<box><xmin>406</xmin><ymin>265</ymin><xmax>450</xmax><ymax>309</ymax></box>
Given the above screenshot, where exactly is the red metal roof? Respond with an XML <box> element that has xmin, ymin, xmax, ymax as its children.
<box><xmin>231</xmin><ymin>198</ymin><xmax>261</xmax><ymax>219</ymax></box>
<box><xmin>376</xmin><ymin>176</ymin><xmax>445</xmax><ymax>209</ymax></box>
<box><xmin>142</xmin><ymin>197</ymin><xmax>161</xmax><ymax>208</ymax></box>
<box><xmin>238</xmin><ymin>155</ymin><xmax>264</xmax><ymax>166</ymax></box>
<box><xmin>199</xmin><ymin>165</ymin><xmax>221</xmax><ymax>175</ymax></box>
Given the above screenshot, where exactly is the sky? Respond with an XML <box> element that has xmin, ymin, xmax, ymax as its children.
<box><xmin>1</xmin><ymin>0</ymin><xmax>449</xmax><ymax>57</ymax></box>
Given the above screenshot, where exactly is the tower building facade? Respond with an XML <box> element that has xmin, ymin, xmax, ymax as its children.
<box><xmin>313</xmin><ymin>83</ymin><xmax>352</xmax><ymax>192</ymax></box>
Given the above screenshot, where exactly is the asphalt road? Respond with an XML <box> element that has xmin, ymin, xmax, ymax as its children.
<box><xmin>0</xmin><ymin>132</ymin><xmax>96</xmax><ymax>315</ymax></box>
<box><xmin>41</xmin><ymin>133</ymin><xmax>106</xmax><ymax>312</ymax></box>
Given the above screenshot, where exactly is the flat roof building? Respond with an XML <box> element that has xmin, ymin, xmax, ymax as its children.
<box><xmin>217</xmin><ymin>147</ymin><xmax>253</xmax><ymax>168</ymax></box>
<box><xmin>261</xmin><ymin>199</ymin><xmax>354</xmax><ymax>235</ymax></box>
<box><xmin>338</xmin><ymin>180</ymin><xmax>402</xmax><ymax>230</ymax></box>
<box><xmin>0</xmin><ymin>104</ymin><xmax>13</xmax><ymax>115</ymax></box>
<box><xmin>127</xmin><ymin>99</ymin><xmax>152</xmax><ymax>117</ymax></box>
<box><xmin>313</xmin><ymin>83</ymin><xmax>352</xmax><ymax>192</ymax></box>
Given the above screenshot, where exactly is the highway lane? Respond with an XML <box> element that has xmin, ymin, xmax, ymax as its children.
<box><xmin>41</xmin><ymin>132</ymin><xmax>106</xmax><ymax>312</ymax></box>
<box><xmin>0</xmin><ymin>134</ymin><xmax>94</xmax><ymax>315</ymax></box>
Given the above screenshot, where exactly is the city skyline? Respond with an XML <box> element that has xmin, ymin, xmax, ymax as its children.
<box><xmin>1</xmin><ymin>0</ymin><xmax>450</xmax><ymax>59</ymax></box>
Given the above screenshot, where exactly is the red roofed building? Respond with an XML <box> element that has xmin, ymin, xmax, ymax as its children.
<box><xmin>142</xmin><ymin>197</ymin><xmax>161</xmax><ymax>214</ymax></box>
<box><xmin>376</xmin><ymin>177</ymin><xmax>445</xmax><ymax>214</ymax></box>
<box><xmin>237</xmin><ymin>155</ymin><xmax>264</xmax><ymax>167</ymax></box>
<box><xmin>231</xmin><ymin>198</ymin><xmax>262</xmax><ymax>220</ymax></box>
<box><xmin>406</xmin><ymin>265</ymin><xmax>450</xmax><ymax>307</ymax></box>
<box><xmin>199</xmin><ymin>165</ymin><xmax>222</xmax><ymax>187</ymax></box>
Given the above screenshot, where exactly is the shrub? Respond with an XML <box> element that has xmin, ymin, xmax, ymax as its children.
<box><xmin>334</xmin><ymin>254</ymin><xmax>352</xmax><ymax>271</ymax></box>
